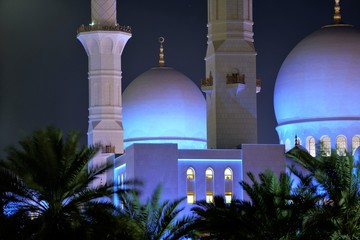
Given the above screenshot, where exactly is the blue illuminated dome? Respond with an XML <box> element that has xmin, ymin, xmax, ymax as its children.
<box><xmin>123</xmin><ymin>66</ymin><xmax>207</xmax><ymax>149</ymax></box>
<box><xmin>274</xmin><ymin>25</ymin><xmax>360</xmax><ymax>152</ymax></box>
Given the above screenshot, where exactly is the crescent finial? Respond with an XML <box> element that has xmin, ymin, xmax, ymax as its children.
<box><xmin>334</xmin><ymin>0</ymin><xmax>342</xmax><ymax>24</ymax></box>
<box><xmin>159</xmin><ymin>37</ymin><xmax>165</xmax><ymax>67</ymax></box>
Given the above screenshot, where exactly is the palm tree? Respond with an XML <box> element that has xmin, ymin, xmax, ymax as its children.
<box><xmin>191</xmin><ymin>169</ymin><xmax>321</xmax><ymax>240</ymax></box>
<box><xmin>0</xmin><ymin>126</ymin><xmax>132</xmax><ymax>240</ymax></box>
<box><xmin>119</xmin><ymin>184</ymin><xmax>196</xmax><ymax>240</ymax></box>
<box><xmin>287</xmin><ymin>147</ymin><xmax>360</xmax><ymax>239</ymax></box>
<box><xmin>190</xmin><ymin>195</ymin><xmax>246</xmax><ymax>239</ymax></box>
<box><xmin>240</xmin><ymin>170</ymin><xmax>304</xmax><ymax>239</ymax></box>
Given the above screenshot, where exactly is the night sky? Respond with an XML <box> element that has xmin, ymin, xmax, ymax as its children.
<box><xmin>1</xmin><ymin>0</ymin><xmax>360</xmax><ymax>158</ymax></box>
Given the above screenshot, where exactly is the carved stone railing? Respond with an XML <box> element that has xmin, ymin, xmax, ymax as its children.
<box><xmin>102</xmin><ymin>145</ymin><xmax>115</xmax><ymax>153</ymax></box>
<box><xmin>256</xmin><ymin>79</ymin><xmax>261</xmax><ymax>93</ymax></box>
<box><xmin>201</xmin><ymin>73</ymin><xmax>214</xmax><ymax>94</ymax></box>
<box><xmin>201</xmin><ymin>75</ymin><xmax>213</xmax><ymax>87</ymax></box>
<box><xmin>226</xmin><ymin>73</ymin><xmax>245</xmax><ymax>84</ymax></box>
<box><xmin>77</xmin><ymin>24</ymin><xmax>132</xmax><ymax>34</ymax></box>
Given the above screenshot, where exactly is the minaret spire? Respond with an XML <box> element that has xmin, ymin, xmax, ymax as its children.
<box><xmin>334</xmin><ymin>0</ymin><xmax>342</xmax><ymax>24</ymax></box>
<box><xmin>91</xmin><ymin>0</ymin><xmax>117</xmax><ymax>26</ymax></box>
<box><xmin>159</xmin><ymin>37</ymin><xmax>165</xmax><ymax>67</ymax></box>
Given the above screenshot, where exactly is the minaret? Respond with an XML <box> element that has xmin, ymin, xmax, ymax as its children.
<box><xmin>77</xmin><ymin>0</ymin><xmax>131</xmax><ymax>155</ymax></box>
<box><xmin>202</xmin><ymin>0</ymin><xmax>259</xmax><ymax>149</ymax></box>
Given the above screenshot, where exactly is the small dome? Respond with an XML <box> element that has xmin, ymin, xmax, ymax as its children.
<box><xmin>274</xmin><ymin>25</ymin><xmax>360</xmax><ymax>149</ymax></box>
<box><xmin>123</xmin><ymin>67</ymin><xmax>207</xmax><ymax>149</ymax></box>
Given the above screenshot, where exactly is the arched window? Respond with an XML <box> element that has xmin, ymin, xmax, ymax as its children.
<box><xmin>187</xmin><ymin>168</ymin><xmax>195</xmax><ymax>180</ymax></box>
<box><xmin>117</xmin><ymin>173</ymin><xmax>125</xmax><ymax>189</ymax></box>
<box><xmin>224</xmin><ymin>168</ymin><xmax>233</xmax><ymax>203</ymax></box>
<box><xmin>224</xmin><ymin>168</ymin><xmax>232</xmax><ymax>180</ymax></box>
<box><xmin>285</xmin><ymin>139</ymin><xmax>291</xmax><ymax>152</ymax></box>
<box><xmin>354</xmin><ymin>147</ymin><xmax>360</xmax><ymax>165</ymax></box>
<box><xmin>29</xmin><ymin>211</ymin><xmax>40</xmax><ymax>220</ymax></box>
<box><xmin>205</xmin><ymin>167</ymin><xmax>214</xmax><ymax>203</ymax></box>
<box><xmin>206</xmin><ymin>168</ymin><xmax>213</xmax><ymax>180</ymax></box>
<box><xmin>352</xmin><ymin>136</ymin><xmax>360</xmax><ymax>154</ymax></box>
<box><xmin>306</xmin><ymin>136</ymin><xmax>316</xmax><ymax>157</ymax></box>
<box><xmin>321</xmin><ymin>136</ymin><xmax>331</xmax><ymax>156</ymax></box>
<box><xmin>186</xmin><ymin>168</ymin><xmax>195</xmax><ymax>204</ymax></box>
<box><xmin>295</xmin><ymin>136</ymin><xmax>302</xmax><ymax>146</ymax></box>
<box><xmin>336</xmin><ymin>135</ymin><xmax>347</xmax><ymax>156</ymax></box>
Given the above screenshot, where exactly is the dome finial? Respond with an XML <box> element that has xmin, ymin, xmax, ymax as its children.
<box><xmin>159</xmin><ymin>37</ymin><xmax>165</xmax><ymax>67</ymax></box>
<box><xmin>294</xmin><ymin>134</ymin><xmax>299</xmax><ymax>147</ymax></box>
<box><xmin>334</xmin><ymin>0</ymin><xmax>342</xmax><ymax>24</ymax></box>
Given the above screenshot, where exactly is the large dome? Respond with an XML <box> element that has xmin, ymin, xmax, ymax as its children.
<box><xmin>274</xmin><ymin>25</ymin><xmax>360</xmax><ymax>151</ymax></box>
<box><xmin>123</xmin><ymin>66</ymin><xmax>207</xmax><ymax>149</ymax></box>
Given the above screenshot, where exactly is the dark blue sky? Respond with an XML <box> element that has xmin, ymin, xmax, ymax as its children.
<box><xmin>1</xmin><ymin>0</ymin><xmax>360</xmax><ymax>157</ymax></box>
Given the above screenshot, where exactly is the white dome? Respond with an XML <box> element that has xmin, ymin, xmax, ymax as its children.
<box><xmin>273</xmin><ymin>25</ymin><xmax>360</xmax><ymax>149</ymax></box>
<box><xmin>123</xmin><ymin>66</ymin><xmax>207</xmax><ymax>149</ymax></box>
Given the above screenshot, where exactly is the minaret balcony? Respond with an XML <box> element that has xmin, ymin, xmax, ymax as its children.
<box><xmin>77</xmin><ymin>24</ymin><xmax>132</xmax><ymax>34</ymax></box>
<box><xmin>201</xmin><ymin>76</ymin><xmax>214</xmax><ymax>94</ymax></box>
<box><xmin>102</xmin><ymin>145</ymin><xmax>115</xmax><ymax>154</ymax></box>
<box><xmin>256</xmin><ymin>79</ymin><xmax>261</xmax><ymax>93</ymax></box>
<box><xmin>226</xmin><ymin>73</ymin><xmax>245</xmax><ymax>95</ymax></box>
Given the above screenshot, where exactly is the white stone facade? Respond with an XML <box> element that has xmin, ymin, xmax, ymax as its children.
<box><xmin>78</xmin><ymin>0</ymin><xmax>287</xmax><ymax>209</ymax></box>
<box><xmin>115</xmin><ymin>143</ymin><xmax>285</xmax><ymax>209</ymax></box>
<box><xmin>78</xmin><ymin>31</ymin><xmax>131</xmax><ymax>154</ymax></box>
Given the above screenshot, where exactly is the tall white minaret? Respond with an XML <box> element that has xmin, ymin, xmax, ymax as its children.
<box><xmin>202</xmin><ymin>0</ymin><xmax>259</xmax><ymax>149</ymax></box>
<box><xmin>77</xmin><ymin>0</ymin><xmax>131</xmax><ymax>155</ymax></box>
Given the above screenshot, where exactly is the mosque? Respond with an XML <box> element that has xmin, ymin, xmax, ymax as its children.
<box><xmin>76</xmin><ymin>0</ymin><xmax>360</xmax><ymax>205</ymax></box>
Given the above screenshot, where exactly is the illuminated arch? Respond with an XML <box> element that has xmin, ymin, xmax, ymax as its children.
<box><xmin>352</xmin><ymin>135</ymin><xmax>360</xmax><ymax>154</ymax></box>
<box><xmin>186</xmin><ymin>167</ymin><xmax>195</xmax><ymax>204</ymax></box>
<box><xmin>321</xmin><ymin>135</ymin><xmax>331</xmax><ymax>156</ymax></box>
<box><xmin>306</xmin><ymin>136</ymin><xmax>316</xmax><ymax>157</ymax></box>
<box><xmin>336</xmin><ymin>135</ymin><xmax>347</xmax><ymax>156</ymax></box>
<box><xmin>285</xmin><ymin>139</ymin><xmax>291</xmax><ymax>152</ymax></box>
<box><xmin>354</xmin><ymin>147</ymin><xmax>360</xmax><ymax>164</ymax></box>
<box><xmin>224</xmin><ymin>167</ymin><xmax>233</xmax><ymax>203</ymax></box>
<box><xmin>296</xmin><ymin>136</ymin><xmax>302</xmax><ymax>146</ymax></box>
<box><xmin>187</xmin><ymin>167</ymin><xmax>195</xmax><ymax>180</ymax></box>
<box><xmin>205</xmin><ymin>167</ymin><xmax>214</xmax><ymax>203</ymax></box>
<box><xmin>206</xmin><ymin>167</ymin><xmax>213</xmax><ymax>180</ymax></box>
